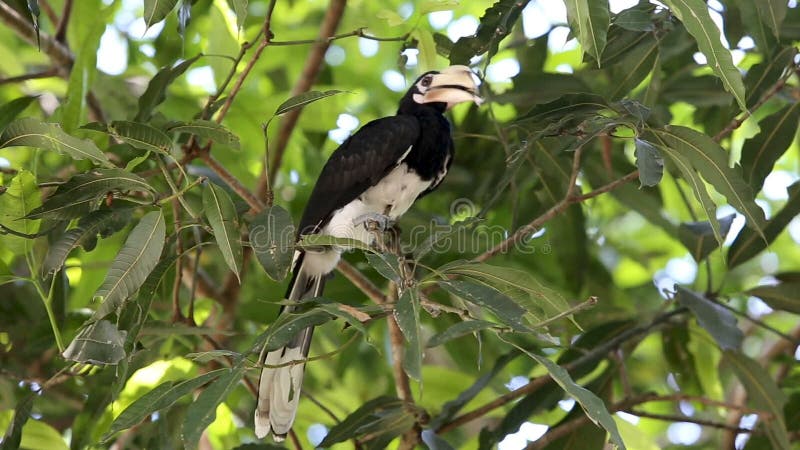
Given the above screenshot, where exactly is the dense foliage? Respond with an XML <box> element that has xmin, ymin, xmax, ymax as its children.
<box><xmin>1</xmin><ymin>0</ymin><xmax>799</xmax><ymax>449</ymax></box>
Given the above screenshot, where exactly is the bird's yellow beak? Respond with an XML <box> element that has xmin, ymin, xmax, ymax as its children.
<box><xmin>422</xmin><ymin>65</ymin><xmax>483</xmax><ymax>108</ymax></box>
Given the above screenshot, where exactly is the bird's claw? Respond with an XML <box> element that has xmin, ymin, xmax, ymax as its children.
<box><xmin>353</xmin><ymin>213</ymin><xmax>393</xmax><ymax>232</ymax></box>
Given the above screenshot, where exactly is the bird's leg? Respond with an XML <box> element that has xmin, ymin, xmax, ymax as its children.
<box><xmin>353</xmin><ymin>212</ymin><xmax>393</xmax><ymax>232</ymax></box>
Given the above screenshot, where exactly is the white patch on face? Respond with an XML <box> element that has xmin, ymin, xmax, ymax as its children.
<box><xmin>412</xmin><ymin>92</ymin><xmax>425</xmax><ymax>104</ymax></box>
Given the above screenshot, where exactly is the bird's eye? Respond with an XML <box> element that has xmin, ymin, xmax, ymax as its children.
<box><xmin>421</xmin><ymin>75</ymin><xmax>432</xmax><ymax>87</ymax></box>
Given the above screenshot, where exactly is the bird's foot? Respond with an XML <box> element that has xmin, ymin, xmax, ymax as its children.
<box><xmin>353</xmin><ymin>213</ymin><xmax>393</xmax><ymax>232</ymax></box>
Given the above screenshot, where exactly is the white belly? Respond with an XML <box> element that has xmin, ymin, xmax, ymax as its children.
<box><xmin>303</xmin><ymin>164</ymin><xmax>431</xmax><ymax>276</ymax></box>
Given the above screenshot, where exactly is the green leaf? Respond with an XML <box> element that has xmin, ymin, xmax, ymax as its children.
<box><xmin>0</xmin><ymin>96</ymin><xmax>37</xmax><ymax>134</ymax></box>
<box><xmin>426</xmin><ymin>319</ymin><xmax>496</xmax><ymax>348</ymax></box>
<box><xmin>62</xmin><ymin>319</ymin><xmax>127</xmax><ymax>365</ymax></box>
<box><xmin>1</xmin><ymin>395</ymin><xmax>33</xmax><ymax>450</ymax></box>
<box><xmin>297</xmin><ymin>233</ymin><xmax>375</xmax><ymax>253</ymax></box>
<box><xmin>394</xmin><ymin>288</ymin><xmax>423</xmax><ymax>380</ymax></box>
<box><xmin>440</xmin><ymin>261</ymin><xmax>570</xmax><ymax>323</ymax></box>
<box><xmin>109</xmin><ymin>121</ymin><xmax>174</xmax><ymax>155</ymax></box>
<box><xmin>516</xmin><ymin>93</ymin><xmax>609</xmax><ymax>126</ymax></box>
<box><xmin>203</xmin><ymin>183</ymin><xmax>243</xmax><ymax>281</ymax></box>
<box><xmin>649</xmin><ymin>126</ymin><xmax>766</xmax><ymax>239</ymax></box>
<box><xmin>613</xmin><ymin>2</ymin><xmax>656</xmax><ymax>31</ymax></box>
<box><xmin>27</xmin><ymin>168</ymin><xmax>156</xmax><ymax>220</ymax></box>
<box><xmin>449</xmin><ymin>0</ymin><xmax>528</xmax><ymax>65</ymax></box>
<box><xmin>565</xmin><ymin>0</ymin><xmax>610</xmax><ymax>66</ymax></box>
<box><xmin>735</xmin><ymin>0</ymin><xmax>777</xmax><ymax>55</ymax></box>
<box><xmin>606</xmin><ymin>33</ymin><xmax>659</xmax><ymax>99</ymax></box>
<box><xmin>724</xmin><ymin>351</ymin><xmax>791</xmax><ymax>450</ymax></box>
<box><xmin>674</xmin><ymin>286</ymin><xmax>743</xmax><ymax>351</ymax></box>
<box><xmin>634</xmin><ymin>139</ymin><xmax>663</xmax><ymax>187</ymax></box>
<box><xmin>318</xmin><ymin>396</ymin><xmax>411</xmax><ymax>447</ymax></box>
<box><xmin>61</xmin><ymin>2</ymin><xmax>106</xmax><ymax>133</ymax></box>
<box><xmin>421</xmin><ymin>430</ymin><xmax>456</xmax><ymax>450</ymax></box>
<box><xmin>0</xmin><ymin>170</ymin><xmax>41</xmax><ymax>255</ymax></box>
<box><xmin>182</xmin><ymin>365</ymin><xmax>246</xmax><ymax>446</ymax></box>
<box><xmin>729</xmin><ymin>181</ymin><xmax>800</xmax><ymax>268</ymax></box>
<box><xmin>756</xmin><ymin>0</ymin><xmax>788</xmax><ymax>38</ymax></box>
<box><xmin>144</xmin><ymin>0</ymin><xmax>179</xmax><ymax>29</ymax></box>
<box><xmin>93</xmin><ymin>210</ymin><xmax>166</xmax><ymax>319</ymax></box>
<box><xmin>256</xmin><ymin>308</ymin><xmax>333</xmax><ymax>353</ymax></box>
<box><xmin>376</xmin><ymin>9</ymin><xmax>406</xmax><ymax>26</ymax></box>
<box><xmin>412</xmin><ymin>29</ymin><xmax>438</xmax><ymax>72</ymax></box>
<box><xmin>522</xmin><ymin>349</ymin><xmax>626</xmax><ymax>450</ymax></box>
<box><xmin>227</xmin><ymin>0</ymin><xmax>248</xmax><ymax>29</ymax></box>
<box><xmin>747</xmin><ymin>283</ymin><xmax>800</xmax><ymax>314</ymax></box>
<box><xmin>438</xmin><ymin>280</ymin><xmax>531</xmax><ymax>332</ymax></box>
<box><xmin>272</xmin><ymin>90</ymin><xmax>346</xmax><ymax>117</ymax></box>
<box><xmin>104</xmin><ymin>369</ymin><xmax>225</xmax><ymax>440</ymax></box>
<box><xmin>167</xmin><ymin>120</ymin><xmax>240</xmax><ymax>150</ymax></box>
<box><xmin>136</xmin><ymin>55</ymin><xmax>202</xmax><ymax>122</ymax></box>
<box><xmin>661</xmin><ymin>0</ymin><xmax>747</xmax><ymax>110</ymax></box>
<box><xmin>419</xmin><ymin>0</ymin><xmax>459</xmax><ymax>15</ymax></box>
<box><xmin>740</xmin><ymin>103</ymin><xmax>800</xmax><ymax>192</ymax></box>
<box><xmin>742</xmin><ymin>47</ymin><xmax>796</xmax><ymax>109</ymax></box>
<box><xmin>43</xmin><ymin>208</ymin><xmax>133</xmax><ymax>274</ymax></box>
<box><xmin>249</xmin><ymin>205</ymin><xmax>295</xmax><ymax>281</ymax></box>
<box><xmin>365</xmin><ymin>252</ymin><xmax>401</xmax><ymax>283</ymax></box>
<box><xmin>0</xmin><ymin>118</ymin><xmax>113</xmax><ymax>167</ymax></box>
<box><xmin>678</xmin><ymin>214</ymin><xmax>735</xmax><ymax>262</ymax></box>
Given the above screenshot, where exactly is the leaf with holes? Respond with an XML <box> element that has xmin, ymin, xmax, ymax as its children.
<box><xmin>0</xmin><ymin>118</ymin><xmax>112</xmax><ymax>167</ymax></box>
<box><xmin>109</xmin><ymin>121</ymin><xmax>174</xmax><ymax>155</ymax></box>
<box><xmin>565</xmin><ymin>0</ymin><xmax>610</xmax><ymax>66</ymax></box>
<box><xmin>168</xmin><ymin>120</ymin><xmax>240</xmax><ymax>150</ymax></box>
<box><xmin>675</xmin><ymin>286</ymin><xmax>743</xmax><ymax>351</ymax></box>
<box><xmin>203</xmin><ymin>183</ymin><xmax>243</xmax><ymax>281</ymax></box>
<box><xmin>182</xmin><ymin>365</ymin><xmax>246</xmax><ymax>446</ymax></box>
<box><xmin>62</xmin><ymin>320</ymin><xmax>127</xmax><ymax>365</ymax></box>
<box><xmin>661</xmin><ymin>0</ymin><xmax>746</xmax><ymax>110</ymax></box>
<box><xmin>678</xmin><ymin>214</ymin><xmax>735</xmax><ymax>262</ymax></box>
<box><xmin>93</xmin><ymin>210</ymin><xmax>166</xmax><ymax>319</ymax></box>
<box><xmin>394</xmin><ymin>288</ymin><xmax>423</xmax><ymax>380</ymax></box>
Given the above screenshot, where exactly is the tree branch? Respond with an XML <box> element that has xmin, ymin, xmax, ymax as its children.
<box><xmin>0</xmin><ymin>2</ymin><xmax>73</xmax><ymax>71</ymax></box>
<box><xmin>54</xmin><ymin>0</ymin><xmax>73</xmax><ymax>43</ymax></box>
<box><xmin>258</xmin><ymin>0</ymin><xmax>348</xmax><ymax>197</ymax></box>
<box><xmin>475</xmin><ymin>169</ymin><xmax>639</xmax><ymax>262</ymax></box>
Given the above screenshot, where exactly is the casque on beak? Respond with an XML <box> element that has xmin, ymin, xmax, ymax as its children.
<box><xmin>421</xmin><ymin>65</ymin><xmax>483</xmax><ymax>108</ymax></box>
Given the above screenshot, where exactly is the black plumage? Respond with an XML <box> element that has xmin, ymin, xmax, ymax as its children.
<box><xmin>255</xmin><ymin>66</ymin><xmax>480</xmax><ymax>440</ymax></box>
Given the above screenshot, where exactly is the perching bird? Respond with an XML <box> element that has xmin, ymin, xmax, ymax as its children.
<box><xmin>255</xmin><ymin>65</ymin><xmax>482</xmax><ymax>440</ymax></box>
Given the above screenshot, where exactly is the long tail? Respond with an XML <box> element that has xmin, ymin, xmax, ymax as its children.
<box><xmin>255</xmin><ymin>252</ymin><xmax>326</xmax><ymax>440</ymax></box>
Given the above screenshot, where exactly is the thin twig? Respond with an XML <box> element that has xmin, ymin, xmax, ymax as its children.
<box><xmin>475</xmin><ymin>169</ymin><xmax>638</xmax><ymax>262</ymax></box>
<box><xmin>712</xmin><ymin>61</ymin><xmax>797</xmax><ymax>142</ymax></box>
<box><xmin>215</xmin><ymin>0</ymin><xmax>277</xmax><ymax>123</ymax></box>
<box><xmin>269</xmin><ymin>28</ymin><xmax>408</xmax><ymax>46</ymax></box>
<box><xmin>0</xmin><ymin>68</ymin><xmax>59</xmax><ymax>84</ymax></box>
<box><xmin>0</xmin><ymin>2</ymin><xmax>73</xmax><ymax>69</ymax></box>
<box><xmin>54</xmin><ymin>0</ymin><xmax>73</xmax><ymax>43</ymax></box>
<box><xmin>198</xmin><ymin>151</ymin><xmax>265</xmax><ymax>211</ymax></box>
<box><xmin>259</xmin><ymin>0</ymin><xmax>348</xmax><ymax>194</ymax></box>
<box><xmin>337</xmin><ymin>260</ymin><xmax>386</xmax><ymax>304</ymax></box>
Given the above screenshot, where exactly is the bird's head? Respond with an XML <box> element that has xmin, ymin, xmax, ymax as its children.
<box><xmin>401</xmin><ymin>66</ymin><xmax>483</xmax><ymax>113</ymax></box>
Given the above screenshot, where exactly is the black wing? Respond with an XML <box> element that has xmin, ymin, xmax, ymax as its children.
<box><xmin>298</xmin><ymin>115</ymin><xmax>421</xmax><ymax>234</ymax></box>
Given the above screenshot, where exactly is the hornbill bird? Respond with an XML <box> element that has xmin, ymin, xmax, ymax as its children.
<box><xmin>255</xmin><ymin>65</ymin><xmax>482</xmax><ymax>440</ymax></box>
